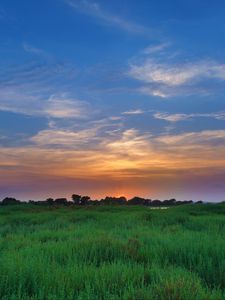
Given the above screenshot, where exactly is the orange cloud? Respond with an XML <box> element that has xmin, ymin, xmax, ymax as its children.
<box><xmin>1</xmin><ymin>128</ymin><xmax>225</xmax><ymax>200</ymax></box>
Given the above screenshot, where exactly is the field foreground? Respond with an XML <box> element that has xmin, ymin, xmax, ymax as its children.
<box><xmin>0</xmin><ymin>204</ymin><xmax>225</xmax><ymax>300</ymax></box>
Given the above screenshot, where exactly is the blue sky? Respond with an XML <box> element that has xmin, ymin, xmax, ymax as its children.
<box><xmin>0</xmin><ymin>0</ymin><xmax>225</xmax><ymax>201</ymax></box>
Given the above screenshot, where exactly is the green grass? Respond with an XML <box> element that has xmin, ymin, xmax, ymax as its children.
<box><xmin>0</xmin><ymin>204</ymin><xmax>225</xmax><ymax>299</ymax></box>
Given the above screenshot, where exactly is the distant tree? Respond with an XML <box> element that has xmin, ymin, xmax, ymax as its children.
<box><xmin>80</xmin><ymin>196</ymin><xmax>90</xmax><ymax>205</ymax></box>
<box><xmin>55</xmin><ymin>198</ymin><xmax>67</xmax><ymax>205</ymax></box>
<box><xmin>151</xmin><ymin>200</ymin><xmax>162</xmax><ymax>206</ymax></box>
<box><xmin>175</xmin><ymin>201</ymin><xmax>183</xmax><ymax>206</ymax></box>
<box><xmin>35</xmin><ymin>201</ymin><xmax>46</xmax><ymax>206</ymax></box>
<box><xmin>46</xmin><ymin>198</ymin><xmax>54</xmax><ymax>205</ymax></box>
<box><xmin>143</xmin><ymin>199</ymin><xmax>152</xmax><ymax>206</ymax></box>
<box><xmin>195</xmin><ymin>200</ymin><xmax>203</xmax><ymax>204</ymax></box>
<box><xmin>101</xmin><ymin>196</ymin><xmax>127</xmax><ymax>205</ymax></box>
<box><xmin>183</xmin><ymin>200</ymin><xmax>193</xmax><ymax>205</ymax></box>
<box><xmin>128</xmin><ymin>197</ymin><xmax>145</xmax><ymax>205</ymax></box>
<box><xmin>101</xmin><ymin>197</ymin><xmax>111</xmax><ymax>205</ymax></box>
<box><xmin>163</xmin><ymin>199</ymin><xmax>177</xmax><ymax>206</ymax></box>
<box><xmin>72</xmin><ymin>194</ymin><xmax>81</xmax><ymax>205</ymax></box>
<box><xmin>1</xmin><ymin>197</ymin><xmax>20</xmax><ymax>205</ymax></box>
<box><xmin>117</xmin><ymin>196</ymin><xmax>127</xmax><ymax>205</ymax></box>
<box><xmin>90</xmin><ymin>200</ymin><xmax>100</xmax><ymax>205</ymax></box>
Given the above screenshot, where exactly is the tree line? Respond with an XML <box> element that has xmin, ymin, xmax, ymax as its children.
<box><xmin>0</xmin><ymin>195</ymin><xmax>203</xmax><ymax>206</ymax></box>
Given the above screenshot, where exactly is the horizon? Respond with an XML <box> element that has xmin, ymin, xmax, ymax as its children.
<box><xmin>0</xmin><ymin>1</ymin><xmax>225</xmax><ymax>202</ymax></box>
<box><xmin>1</xmin><ymin>193</ymin><xmax>221</xmax><ymax>203</ymax></box>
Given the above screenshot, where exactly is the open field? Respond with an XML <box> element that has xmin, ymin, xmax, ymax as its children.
<box><xmin>0</xmin><ymin>204</ymin><xmax>225</xmax><ymax>299</ymax></box>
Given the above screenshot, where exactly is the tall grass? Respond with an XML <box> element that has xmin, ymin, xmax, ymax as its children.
<box><xmin>0</xmin><ymin>204</ymin><xmax>225</xmax><ymax>299</ymax></box>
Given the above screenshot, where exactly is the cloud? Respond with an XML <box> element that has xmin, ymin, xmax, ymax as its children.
<box><xmin>142</xmin><ymin>43</ymin><xmax>170</xmax><ymax>55</ymax></box>
<box><xmin>64</xmin><ymin>0</ymin><xmax>150</xmax><ymax>36</ymax></box>
<box><xmin>30</xmin><ymin>116</ymin><xmax>123</xmax><ymax>148</ymax></box>
<box><xmin>2</xmin><ymin>127</ymin><xmax>225</xmax><ymax>199</ymax></box>
<box><xmin>129</xmin><ymin>46</ymin><xmax>225</xmax><ymax>98</ymax></box>
<box><xmin>130</xmin><ymin>59</ymin><xmax>225</xmax><ymax>86</ymax></box>
<box><xmin>44</xmin><ymin>96</ymin><xmax>90</xmax><ymax>119</ymax></box>
<box><xmin>0</xmin><ymin>61</ymin><xmax>88</xmax><ymax>119</ymax></box>
<box><xmin>154</xmin><ymin>112</ymin><xmax>190</xmax><ymax>122</ymax></box>
<box><xmin>140</xmin><ymin>87</ymin><xmax>169</xmax><ymax>98</ymax></box>
<box><xmin>0</xmin><ymin>61</ymin><xmax>77</xmax><ymax>89</ymax></box>
<box><xmin>105</xmin><ymin>129</ymin><xmax>151</xmax><ymax>155</ymax></box>
<box><xmin>155</xmin><ymin>130</ymin><xmax>225</xmax><ymax>150</ymax></box>
<box><xmin>153</xmin><ymin>111</ymin><xmax>225</xmax><ymax>122</ymax></box>
<box><xmin>109</xmin><ymin>116</ymin><xmax>123</xmax><ymax>121</ymax></box>
<box><xmin>2</xmin><ymin>128</ymin><xmax>225</xmax><ymax>179</ymax></box>
<box><xmin>30</xmin><ymin>129</ymin><xmax>97</xmax><ymax>147</ymax></box>
<box><xmin>0</xmin><ymin>61</ymin><xmax>77</xmax><ymax>110</ymax></box>
<box><xmin>0</xmin><ymin>88</ymin><xmax>90</xmax><ymax>119</ymax></box>
<box><xmin>23</xmin><ymin>43</ymin><xmax>49</xmax><ymax>58</ymax></box>
<box><xmin>29</xmin><ymin>124</ymin><xmax>225</xmax><ymax>169</ymax></box>
<box><xmin>122</xmin><ymin>109</ymin><xmax>145</xmax><ymax>115</ymax></box>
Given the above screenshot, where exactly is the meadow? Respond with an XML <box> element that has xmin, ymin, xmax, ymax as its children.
<box><xmin>0</xmin><ymin>204</ymin><xmax>225</xmax><ymax>300</ymax></box>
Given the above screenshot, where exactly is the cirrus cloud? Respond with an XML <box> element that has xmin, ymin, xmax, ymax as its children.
<box><xmin>153</xmin><ymin>111</ymin><xmax>225</xmax><ymax>122</ymax></box>
<box><xmin>64</xmin><ymin>0</ymin><xmax>151</xmax><ymax>36</ymax></box>
<box><xmin>129</xmin><ymin>46</ymin><xmax>225</xmax><ymax>98</ymax></box>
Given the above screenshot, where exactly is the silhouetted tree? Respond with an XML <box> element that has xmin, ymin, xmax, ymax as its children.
<box><xmin>72</xmin><ymin>194</ymin><xmax>81</xmax><ymax>205</ymax></box>
<box><xmin>143</xmin><ymin>199</ymin><xmax>152</xmax><ymax>206</ymax></box>
<box><xmin>0</xmin><ymin>194</ymin><xmax>200</xmax><ymax>207</ymax></box>
<box><xmin>46</xmin><ymin>198</ymin><xmax>54</xmax><ymax>205</ymax></box>
<box><xmin>91</xmin><ymin>200</ymin><xmax>100</xmax><ymax>205</ymax></box>
<box><xmin>55</xmin><ymin>198</ymin><xmax>67</xmax><ymax>205</ymax></box>
<box><xmin>175</xmin><ymin>201</ymin><xmax>183</xmax><ymax>206</ymax></box>
<box><xmin>117</xmin><ymin>196</ymin><xmax>127</xmax><ymax>205</ymax></box>
<box><xmin>80</xmin><ymin>196</ymin><xmax>90</xmax><ymax>205</ymax></box>
<box><xmin>163</xmin><ymin>198</ymin><xmax>177</xmax><ymax>206</ymax></box>
<box><xmin>183</xmin><ymin>200</ymin><xmax>193</xmax><ymax>205</ymax></box>
<box><xmin>151</xmin><ymin>200</ymin><xmax>162</xmax><ymax>206</ymax></box>
<box><xmin>28</xmin><ymin>200</ymin><xmax>35</xmax><ymax>204</ymax></box>
<box><xmin>128</xmin><ymin>197</ymin><xmax>145</xmax><ymax>205</ymax></box>
<box><xmin>1</xmin><ymin>197</ymin><xmax>20</xmax><ymax>205</ymax></box>
<box><xmin>101</xmin><ymin>196</ymin><xmax>127</xmax><ymax>205</ymax></box>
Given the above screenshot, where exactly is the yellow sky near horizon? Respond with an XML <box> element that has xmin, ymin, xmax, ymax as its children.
<box><xmin>1</xmin><ymin>128</ymin><xmax>225</xmax><ymax>200</ymax></box>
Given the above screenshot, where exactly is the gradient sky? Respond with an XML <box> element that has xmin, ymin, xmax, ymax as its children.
<box><xmin>0</xmin><ymin>0</ymin><xmax>225</xmax><ymax>201</ymax></box>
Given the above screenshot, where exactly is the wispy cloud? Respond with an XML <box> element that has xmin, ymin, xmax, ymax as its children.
<box><xmin>130</xmin><ymin>59</ymin><xmax>225</xmax><ymax>86</ymax></box>
<box><xmin>29</xmin><ymin>124</ymin><xmax>225</xmax><ymax>170</ymax></box>
<box><xmin>142</xmin><ymin>43</ymin><xmax>170</xmax><ymax>55</ymax></box>
<box><xmin>154</xmin><ymin>111</ymin><xmax>225</xmax><ymax>122</ymax></box>
<box><xmin>0</xmin><ymin>86</ymin><xmax>90</xmax><ymax>120</ymax></box>
<box><xmin>64</xmin><ymin>0</ymin><xmax>151</xmax><ymax>36</ymax></box>
<box><xmin>154</xmin><ymin>112</ymin><xmax>190</xmax><ymax>122</ymax></box>
<box><xmin>23</xmin><ymin>43</ymin><xmax>50</xmax><ymax>59</ymax></box>
<box><xmin>122</xmin><ymin>109</ymin><xmax>145</xmax><ymax>115</ymax></box>
<box><xmin>31</xmin><ymin>128</ymin><xmax>98</xmax><ymax>148</ymax></box>
<box><xmin>30</xmin><ymin>116</ymin><xmax>123</xmax><ymax>149</ymax></box>
<box><xmin>0</xmin><ymin>61</ymin><xmax>85</xmax><ymax>119</ymax></box>
<box><xmin>44</xmin><ymin>95</ymin><xmax>91</xmax><ymax>119</ymax></box>
<box><xmin>0</xmin><ymin>61</ymin><xmax>77</xmax><ymax>91</ymax></box>
<box><xmin>2</xmin><ymin>128</ymin><xmax>225</xmax><ymax>181</ymax></box>
<box><xmin>2</xmin><ymin>126</ymin><xmax>225</xmax><ymax>199</ymax></box>
<box><xmin>129</xmin><ymin>45</ymin><xmax>225</xmax><ymax>98</ymax></box>
<box><xmin>140</xmin><ymin>87</ymin><xmax>169</xmax><ymax>98</ymax></box>
<box><xmin>156</xmin><ymin>130</ymin><xmax>225</xmax><ymax>148</ymax></box>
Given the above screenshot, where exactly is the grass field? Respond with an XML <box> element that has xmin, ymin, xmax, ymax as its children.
<box><xmin>0</xmin><ymin>204</ymin><xmax>225</xmax><ymax>300</ymax></box>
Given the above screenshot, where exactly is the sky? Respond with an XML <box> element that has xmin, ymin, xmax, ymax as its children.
<box><xmin>0</xmin><ymin>0</ymin><xmax>225</xmax><ymax>201</ymax></box>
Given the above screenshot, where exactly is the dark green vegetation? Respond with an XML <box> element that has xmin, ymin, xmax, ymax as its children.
<box><xmin>0</xmin><ymin>204</ymin><xmax>225</xmax><ymax>300</ymax></box>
